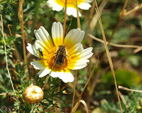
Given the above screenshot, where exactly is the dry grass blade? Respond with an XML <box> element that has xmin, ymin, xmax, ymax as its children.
<box><xmin>94</xmin><ymin>0</ymin><xmax>123</xmax><ymax>112</ymax></box>
<box><xmin>71</xmin><ymin>60</ymin><xmax>98</xmax><ymax>113</ymax></box>
<box><xmin>88</xmin><ymin>34</ymin><xmax>140</xmax><ymax>49</ymax></box>
<box><xmin>18</xmin><ymin>0</ymin><xmax>27</xmax><ymax>63</ymax></box>
<box><xmin>118</xmin><ymin>86</ymin><xmax>142</xmax><ymax>93</ymax></box>
<box><xmin>110</xmin><ymin>0</ymin><xmax>129</xmax><ymax>42</ymax></box>
<box><xmin>124</xmin><ymin>3</ymin><xmax>142</xmax><ymax>16</ymax></box>
<box><xmin>119</xmin><ymin>91</ymin><xmax>129</xmax><ymax>109</ymax></box>
<box><xmin>8</xmin><ymin>24</ymin><xmax>22</xmax><ymax>61</ymax></box>
<box><xmin>90</xmin><ymin>0</ymin><xmax>108</xmax><ymax>31</ymax></box>
<box><xmin>75</xmin><ymin>0</ymin><xmax>80</xmax><ymax>28</ymax></box>
<box><xmin>133</xmin><ymin>46</ymin><xmax>142</xmax><ymax>53</ymax></box>
<box><xmin>72</xmin><ymin>70</ymin><xmax>78</xmax><ymax>110</ymax></box>
<box><xmin>72</xmin><ymin>0</ymin><xmax>81</xmax><ymax>110</ymax></box>
<box><xmin>63</xmin><ymin>0</ymin><xmax>67</xmax><ymax>40</ymax></box>
<box><xmin>0</xmin><ymin>15</ymin><xmax>15</xmax><ymax>92</ymax></box>
<box><xmin>71</xmin><ymin>100</ymin><xmax>88</xmax><ymax>113</ymax></box>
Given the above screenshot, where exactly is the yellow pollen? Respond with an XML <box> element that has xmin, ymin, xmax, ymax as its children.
<box><xmin>55</xmin><ymin>0</ymin><xmax>84</xmax><ymax>8</ymax></box>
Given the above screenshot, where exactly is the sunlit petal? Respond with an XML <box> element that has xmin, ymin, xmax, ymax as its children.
<box><xmin>67</xmin><ymin>43</ymin><xmax>83</xmax><ymax>55</ymax></box>
<box><xmin>79</xmin><ymin>47</ymin><xmax>93</xmax><ymax>59</ymax></box>
<box><xmin>38</xmin><ymin>68</ymin><xmax>51</xmax><ymax>77</ymax></box>
<box><xmin>31</xmin><ymin>61</ymin><xmax>45</xmax><ymax>69</ymax></box>
<box><xmin>26</xmin><ymin>43</ymin><xmax>39</xmax><ymax>57</ymax></box>
<box><xmin>78</xmin><ymin>3</ymin><xmax>91</xmax><ymax>10</ymax></box>
<box><xmin>52</xmin><ymin>22</ymin><xmax>63</xmax><ymax>47</ymax></box>
<box><xmin>34</xmin><ymin>26</ymin><xmax>54</xmax><ymax>49</ymax></box>
<box><xmin>47</xmin><ymin>0</ymin><xmax>63</xmax><ymax>11</ymax></box>
<box><xmin>50</xmin><ymin>71</ymin><xmax>74</xmax><ymax>83</ymax></box>
<box><xmin>66</xmin><ymin>7</ymin><xmax>81</xmax><ymax>17</ymax></box>
<box><xmin>64</xmin><ymin>28</ymin><xmax>85</xmax><ymax>49</ymax></box>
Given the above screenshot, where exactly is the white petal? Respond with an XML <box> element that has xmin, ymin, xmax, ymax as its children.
<box><xmin>67</xmin><ymin>43</ymin><xmax>83</xmax><ymax>55</ymax></box>
<box><xmin>71</xmin><ymin>63</ymin><xmax>87</xmax><ymax>70</ymax></box>
<box><xmin>66</xmin><ymin>7</ymin><xmax>75</xmax><ymax>16</ymax></box>
<box><xmin>34</xmin><ymin>26</ymin><xmax>54</xmax><ymax>49</ymax></box>
<box><xmin>79</xmin><ymin>47</ymin><xmax>93</xmax><ymax>59</ymax></box>
<box><xmin>50</xmin><ymin>71</ymin><xmax>74</xmax><ymax>83</ymax></box>
<box><xmin>64</xmin><ymin>28</ymin><xmax>85</xmax><ymax>49</ymax></box>
<box><xmin>86</xmin><ymin>0</ymin><xmax>93</xmax><ymax>3</ymax></box>
<box><xmin>78</xmin><ymin>3</ymin><xmax>91</xmax><ymax>10</ymax></box>
<box><xmin>26</xmin><ymin>43</ymin><xmax>39</xmax><ymax>57</ymax></box>
<box><xmin>68</xmin><ymin>59</ymin><xmax>89</xmax><ymax>70</ymax></box>
<box><xmin>66</xmin><ymin>7</ymin><xmax>81</xmax><ymax>17</ymax></box>
<box><xmin>35</xmin><ymin>40</ymin><xmax>52</xmax><ymax>53</ymax></box>
<box><xmin>52</xmin><ymin>22</ymin><xmax>63</xmax><ymax>47</ymax></box>
<box><xmin>67</xmin><ymin>47</ymin><xmax>93</xmax><ymax>70</ymax></box>
<box><xmin>72</xmin><ymin>9</ymin><xmax>82</xmax><ymax>18</ymax></box>
<box><xmin>53</xmin><ymin>4</ymin><xmax>63</xmax><ymax>11</ymax></box>
<box><xmin>34</xmin><ymin>40</ymin><xmax>44</xmax><ymax>50</ymax></box>
<box><xmin>38</xmin><ymin>68</ymin><xmax>51</xmax><ymax>78</ymax></box>
<box><xmin>47</xmin><ymin>0</ymin><xmax>63</xmax><ymax>11</ymax></box>
<box><xmin>31</xmin><ymin>61</ymin><xmax>45</xmax><ymax>69</ymax></box>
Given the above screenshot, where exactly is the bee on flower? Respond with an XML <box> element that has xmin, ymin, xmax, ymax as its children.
<box><xmin>47</xmin><ymin>0</ymin><xmax>92</xmax><ymax>17</ymax></box>
<box><xmin>27</xmin><ymin>22</ymin><xmax>93</xmax><ymax>83</ymax></box>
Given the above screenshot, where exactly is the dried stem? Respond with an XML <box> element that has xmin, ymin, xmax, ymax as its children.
<box><xmin>87</xmin><ymin>56</ymin><xmax>103</xmax><ymax>107</ymax></box>
<box><xmin>133</xmin><ymin>46</ymin><xmax>142</xmax><ymax>53</ymax></box>
<box><xmin>94</xmin><ymin>0</ymin><xmax>123</xmax><ymax>112</ymax></box>
<box><xmin>118</xmin><ymin>86</ymin><xmax>142</xmax><ymax>93</ymax></box>
<box><xmin>8</xmin><ymin>24</ymin><xmax>22</xmax><ymax>61</ymax></box>
<box><xmin>88</xmin><ymin>34</ymin><xmax>140</xmax><ymax>49</ymax></box>
<box><xmin>72</xmin><ymin>0</ymin><xmax>81</xmax><ymax>110</ymax></box>
<box><xmin>72</xmin><ymin>70</ymin><xmax>78</xmax><ymax>110</ymax></box>
<box><xmin>75</xmin><ymin>0</ymin><xmax>80</xmax><ymax>28</ymax></box>
<box><xmin>0</xmin><ymin>15</ymin><xmax>15</xmax><ymax>92</ymax></box>
<box><xmin>72</xmin><ymin>100</ymin><xmax>88</xmax><ymax>113</ymax></box>
<box><xmin>63</xmin><ymin>0</ymin><xmax>67</xmax><ymax>40</ymax></box>
<box><xmin>18</xmin><ymin>0</ymin><xmax>27</xmax><ymax>63</ymax></box>
<box><xmin>56</xmin><ymin>82</ymin><xmax>61</xmax><ymax>113</ymax></box>
<box><xmin>119</xmin><ymin>91</ymin><xmax>129</xmax><ymax>109</ymax></box>
<box><xmin>109</xmin><ymin>0</ymin><xmax>129</xmax><ymax>42</ymax></box>
<box><xmin>71</xmin><ymin>61</ymin><xmax>98</xmax><ymax>113</ymax></box>
<box><xmin>88</xmin><ymin>0</ymin><xmax>108</xmax><ymax>47</ymax></box>
<box><xmin>90</xmin><ymin>0</ymin><xmax>108</xmax><ymax>32</ymax></box>
<box><xmin>124</xmin><ymin>3</ymin><xmax>142</xmax><ymax>16</ymax></box>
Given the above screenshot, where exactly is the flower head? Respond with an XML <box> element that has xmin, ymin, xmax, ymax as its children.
<box><xmin>47</xmin><ymin>0</ymin><xmax>92</xmax><ymax>17</ymax></box>
<box><xmin>27</xmin><ymin>22</ymin><xmax>93</xmax><ymax>83</ymax></box>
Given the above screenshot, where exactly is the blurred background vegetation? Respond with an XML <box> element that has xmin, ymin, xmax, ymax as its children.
<box><xmin>0</xmin><ymin>0</ymin><xmax>142</xmax><ymax>112</ymax></box>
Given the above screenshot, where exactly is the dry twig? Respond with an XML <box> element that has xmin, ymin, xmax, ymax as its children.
<box><xmin>63</xmin><ymin>0</ymin><xmax>67</xmax><ymax>40</ymax></box>
<box><xmin>0</xmin><ymin>15</ymin><xmax>15</xmax><ymax>92</ymax></box>
<box><xmin>71</xmin><ymin>60</ymin><xmax>98</xmax><ymax>113</ymax></box>
<box><xmin>119</xmin><ymin>86</ymin><xmax>142</xmax><ymax>93</ymax></box>
<box><xmin>18</xmin><ymin>0</ymin><xmax>27</xmax><ymax>63</ymax></box>
<box><xmin>94</xmin><ymin>0</ymin><xmax>123</xmax><ymax>112</ymax></box>
<box><xmin>75</xmin><ymin>0</ymin><xmax>80</xmax><ymax>28</ymax></box>
<box><xmin>71</xmin><ymin>0</ymin><xmax>81</xmax><ymax>110</ymax></box>
<box><xmin>119</xmin><ymin>91</ymin><xmax>129</xmax><ymax>109</ymax></box>
<box><xmin>88</xmin><ymin>34</ymin><xmax>140</xmax><ymax>49</ymax></box>
<box><xmin>124</xmin><ymin>3</ymin><xmax>142</xmax><ymax>16</ymax></box>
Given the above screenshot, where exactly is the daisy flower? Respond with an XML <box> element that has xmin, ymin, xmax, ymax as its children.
<box><xmin>27</xmin><ymin>22</ymin><xmax>93</xmax><ymax>83</ymax></box>
<box><xmin>47</xmin><ymin>0</ymin><xmax>92</xmax><ymax>17</ymax></box>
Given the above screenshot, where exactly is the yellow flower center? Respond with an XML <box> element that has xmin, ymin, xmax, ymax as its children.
<box><xmin>55</xmin><ymin>0</ymin><xmax>84</xmax><ymax>8</ymax></box>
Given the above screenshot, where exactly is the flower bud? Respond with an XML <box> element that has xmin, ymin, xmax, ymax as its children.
<box><xmin>23</xmin><ymin>84</ymin><xmax>44</xmax><ymax>103</ymax></box>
